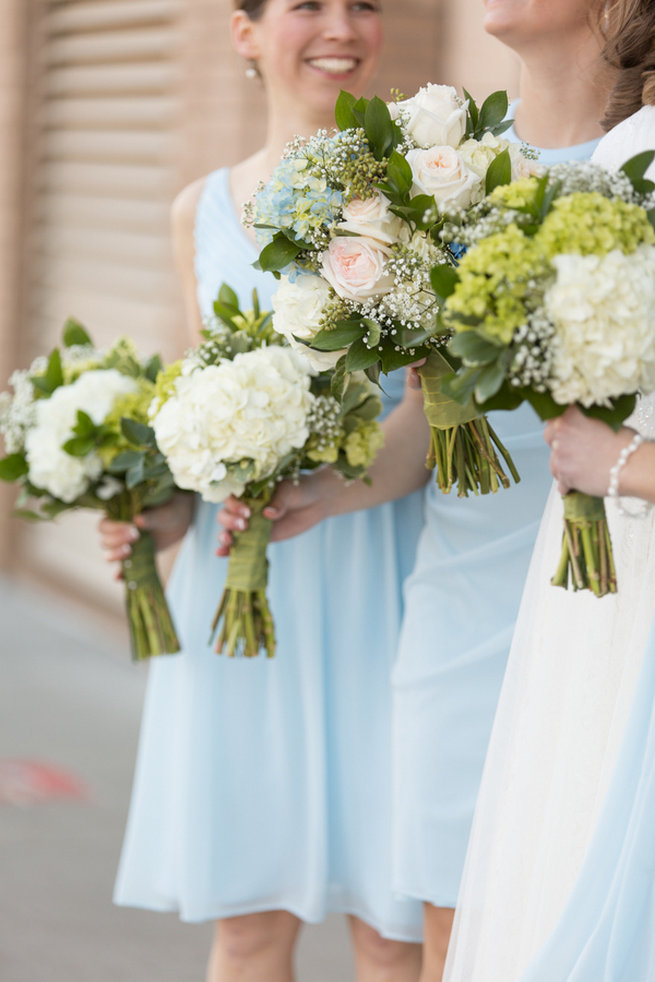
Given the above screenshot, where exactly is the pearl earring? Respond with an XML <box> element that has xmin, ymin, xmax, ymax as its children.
<box><xmin>245</xmin><ymin>61</ymin><xmax>258</xmax><ymax>80</ymax></box>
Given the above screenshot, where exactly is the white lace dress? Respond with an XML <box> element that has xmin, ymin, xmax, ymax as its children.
<box><xmin>444</xmin><ymin>105</ymin><xmax>655</xmax><ymax>982</ymax></box>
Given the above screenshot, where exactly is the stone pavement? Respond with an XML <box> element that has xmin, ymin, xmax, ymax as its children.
<box><xmin>0</xmin><ymin>575</ymin><xmax>351</xmax><ymax>981</ymax></box>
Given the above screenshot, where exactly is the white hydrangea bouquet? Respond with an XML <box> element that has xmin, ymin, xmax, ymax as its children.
<box><xmin>433</xmin><ymin>153</ymin><xmax>655</xmax><ymax>595</ymax></box>
<box><xmin>150</xmin><ymin>285</ymin><xmax>383</xmax><ymax>657</ymax></box>
<box><xmin>251</xmin><ymin>83</ymin><xmax>535</xmax><ymax>496</ymax></box>
<box><xmin>0</xmin><ymin>321</ymin><xmax>180</xmax><ymax>657</ymax></box>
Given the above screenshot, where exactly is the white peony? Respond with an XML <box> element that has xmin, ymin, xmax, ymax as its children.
<box><xmin>391</xmin><ymin>83</ymin><xmax>467</xmax><ymax>149</ymax></box>
<box><xmin>337</xmin><ymin>192</ymin><xmax>406</xmax><ymax>245</ymax></box>
<box><xmin>25</xmin><ymin>369</ymin><xmax>139</xmax><ymax>502</ymax></box>
<box><xmin>151</xmin><ymin>346</ymin><xmax>315</xmax><ymax>502</ymax></box>
<box><xmin>545</xmin><ymin>245</ymin><xmax>655</xmax><ymax>406</ymax></box>
<box><xmin>406</xmin><ymin>145</ymin><xmax>482</xmax><ymax>211</ymax></box>
<box><xmin>272</xmin><ymin>274</ymin><xmax>343</xmax><ymax>370</ymax></box>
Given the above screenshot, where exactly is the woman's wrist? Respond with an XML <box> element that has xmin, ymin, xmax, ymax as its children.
<box><xmin>616</xmin><ymin>439</ymin><xmax>655</xmax><ymax>505</ymax></box>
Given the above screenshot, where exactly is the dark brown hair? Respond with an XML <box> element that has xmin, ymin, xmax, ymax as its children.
<box><xmin>601</xmin><ymin>0</ymin><xmax>655</xmax><ymax>129</ymax></box>
<box><xmin>234</xmin><ymin>0</ymin><xmax>267</xmax><ymax>19</ymax></box>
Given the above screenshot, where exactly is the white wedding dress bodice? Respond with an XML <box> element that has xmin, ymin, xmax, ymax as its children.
<box><xmin>444</xmin><ymin>105</ymin><xmax>655</xmax><ymax>982</ymax></box>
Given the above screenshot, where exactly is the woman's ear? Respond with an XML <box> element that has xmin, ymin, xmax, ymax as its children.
<box><xmin>231</xmin><ymin>10</ymin><xmax>261</xmax><ymax>61</ymax></box>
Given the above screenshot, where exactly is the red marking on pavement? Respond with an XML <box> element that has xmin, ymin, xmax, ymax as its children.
<box><xmin>0</xmin><ymin>759</ymin><xmax>87</xmax><ymax>806</ymax></box>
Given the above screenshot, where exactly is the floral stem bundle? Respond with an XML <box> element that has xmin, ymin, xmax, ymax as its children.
<box><xmin>419</xmin><ymin>350</ymin><xmax>519</xmax><ymax>495</ymax></box>
<box><xmin>251</xmin><ymin>83</ymin><xmax>534</xmax><ymax>497</ymax></box>
<box><xmin>0</xmin><ymin>320</ymin><xmax>180</xmax><ymax>657</ymax></box>
<box><xmin>210</xmin><ymin>494</ymin><xmax>275</xmax><ymax>657</ymax></box>
<box><xmin>436</xmin><ymin>152</ymin><xmax>655</xmax><ymax>594</ymax></box>
<box><xmin>104</xmin><ymin>487</ymin><xmax>180</xmax><ymax>659</ymax></box>
<box><xmin>551</xmin><ymin>492</ymin><xmax>617</xmax><ymax>596</ymax></box>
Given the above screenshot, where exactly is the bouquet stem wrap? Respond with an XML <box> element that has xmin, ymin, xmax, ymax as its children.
<box><xmin>120</xmin><ymin>529</ymin><xmax>181</xmax><ymax>660</ymax></box>
<box><xmin>419</xmin><ymin>351</ymin><xmax>520</xmax><ymax>496</ymax></box>
<box><xmin>551</xmin><ymin>491</ymin><xmax>617</xmax><ymax>597</ymax></box>
<box><xmin>211</xmin><ymin>494</ymin><xmax>276</xmax><ymax>657</ymax></box>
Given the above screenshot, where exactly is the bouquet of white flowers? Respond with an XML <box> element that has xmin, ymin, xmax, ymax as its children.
<box><xmin>0</xmin><ymin>320</ymin><xmax>179</xmax><ymax>657</ymax></box>
<box><xmin>251</xmin><ymin>83</ymin><xmax>535</xmax><ymax>496</ymax></box>
<box><xmin>433</xmin><ymin>153</ymin><xmax>655</xmax><ymax>595</ymax></box>
<box><xmin>150</xmin><ymin>285</ymin><xmax>384</xmax><ymax>657</ymax></box>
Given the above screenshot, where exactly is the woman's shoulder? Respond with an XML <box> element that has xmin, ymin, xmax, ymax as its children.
<box><xmin>592</xmin><ymin>105</ymin><xmax>655</xmax><ymax>172</ymax></box>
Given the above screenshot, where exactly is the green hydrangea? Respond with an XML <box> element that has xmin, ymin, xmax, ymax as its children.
<box><xmin>446</xmin><ymin>224</ymin><xmax>548</xmax><ymax>343</ymax></box>
<box><xmin>344</xmin><ymin>419</ymin><xmax>384</xmax><ymax>469</ymax></box>
<box><xmin>488</xmin><ymin>176</ymin><xmax>541</xmax><ymax>211</ymax></box>
<box><xmin>149</xmin><ymin>360</ymin><xmax>183</xmax><ymax>416</ymax></box>
<box><xmin>536</xmin><ymin>192</ymin><xmax>655</xmax><ymax>258</ymax></box>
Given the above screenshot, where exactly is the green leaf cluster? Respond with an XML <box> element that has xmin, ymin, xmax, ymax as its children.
<box><xmin>463</xmin><ymin>89</ymin><xmax>512</xmax><ymax>141</ymax></box>
<box><xmin>335</xmin><ymin>91</ymin><xmax>403</xmax><ymax>161</ymax></box>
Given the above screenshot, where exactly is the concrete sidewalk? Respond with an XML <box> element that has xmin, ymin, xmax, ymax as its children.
<box><xmin>0</xmin><ymin>576</ymin><xmax>351</xmax><ymax>981</ymax></box>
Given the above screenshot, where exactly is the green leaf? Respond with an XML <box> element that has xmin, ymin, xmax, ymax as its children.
<box><xmin>257</xmin><ymin>233</ymin><xmax>302</xmax><ymax>272</ymax></box>
<box><xmin>441</xmin><ymin>365</ymin><xmax>483</xmax><ymax>405</ymax></box>
<box><xmin>330</xmin><ymin>356</ymin><xmax>347</xmax><ymax>402</ymax></box>
<box><xmin>524</xmin><ymin>388</ymin><xmax>566</xmax><ymax>422</ymax></box>
<box><xmin>464</xmin><ymin>87</ymin><xmax>479</xmax><ymax>130</ymax></box>
<box><xmin>0</xmin><ymin>453</ymin><xmax>28</xmax><ymax>481</ymax></box>
<box><xmin>126</xmin><ymin>459</ymin><xmax>146</xmax><ymax>489</ymax></box>
<box><xmin>385</xmin><ymin>150</ymin><xmax>413</xmax><ymax>197</ymax></box>
<box><xmin>449</xmin><ymin>331</ymin><xmax>503</xmax><ymax>365</ymax></box>
<box><xmin>144</xmin><ymin>354</ymin><xmax>162</xmax><ymax>383</ymax></box>
<box><xmin>582</xmin><ymin>393</ymin><xmax>637</xmax><ymax>431</ymax></box>
<box><xmin>31</xmin><ymin>347</ymin><xmax>63</xmax><ymax>396</ymax></box>
<box><xmin>217</xmin><ymin>282</ymin><xmax>240</xmax><ymax>310</ymax></box>
<box><xmin>474</xmin><ymin>360</ymin><xmax>507</xmax><ymax>403</ymax></box>
<box><xmin>335</xmin><ymin>89</ymin><xmax>362</xmax><ymax>130</ymax></box>
<box><xmin>485</xmin><ymin>148</ymin><xmax>512</xmax><ymax>194</ymax></box>
<box><xmin>71</xmin><ymin>409</ymin><xmax>97</xmax><ymax>438</ymax></box>
<box><xmin>365</xmin><ymin>95</ymin><xmax>395</xmax><ymax>160</ymax></box>
<box><xmin>310</xmin><ymin>320</ymin><xmax>366</xmax><ymax>351</ymax></box>
<box><xmin>108</xmin><ymin>450</ymin><xmax>144</xmax><ymax>473</ymax></box>
<box><xmin>479</xmin><ymin>90</ymin><xmax>509</xmax><ymax>133</ymax></box>
<box><xmin>345</xmin><ymin>339</ymin><xmax>381</xmax><ymax>372</ymax></box>
<box><xmin>63</xmin><ymin>435</ymin><xmax>96</xmax><ymax>457</ymax></box>
<box><xmin>62</xmin><ymin>317</ymin><xmax>92</xmax><ymax>347</ymax></box>
<box><xmin>395</xmin><ymin>323</ymin><xmax>438</xmax><ymax>348</ymax></box>
<box><xmin>430</xmin><ymin>264</ymin><xmax>459</xmax><ymax>302</ymax></box>
<box><xmin>620</xmin><ymin>150</ymin><xmax>655</xmax><ymax>193</ymax></box>
<box><xmin>379</xmin><ymin>343</ymin><xmax>424</xmax><ymax>374</ymax></box>
<box><xmin>364</xmin><ymin>363</ymin><xmax>381</xmax><ymax>388</ymax></box>
<box><xmin>121</xmin><ymin>417</ymin><xmax>156</xmax><ymax>447</ymax></box>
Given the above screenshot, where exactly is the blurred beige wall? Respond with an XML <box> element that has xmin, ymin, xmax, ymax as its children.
<box><xmin>0</xmin><ymin>0</ymin><xmax>518</xmax><ymax>618</ymax></box>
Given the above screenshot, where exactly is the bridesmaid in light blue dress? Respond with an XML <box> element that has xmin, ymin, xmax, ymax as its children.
<box><xmin>108</xmin><ymin>2</ymin><xmax>425</xmax><ymax>980</ymax></box>
<box><xmin>114</xmin><ymin>167</ymin><xmax>424</xmax><ymax>942</ymax></box>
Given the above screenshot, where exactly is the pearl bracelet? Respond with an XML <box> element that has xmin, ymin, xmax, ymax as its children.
<box><xmin>607</xmin><ymin>432</ymin><xmax>652</xmax><ymax>518</ymax></box>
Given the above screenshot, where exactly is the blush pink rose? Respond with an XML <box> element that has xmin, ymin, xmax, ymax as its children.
<box><xmin>321</xmin><ymin>236</ymin><xmax>394</xmax><ymax>302</ymax></box>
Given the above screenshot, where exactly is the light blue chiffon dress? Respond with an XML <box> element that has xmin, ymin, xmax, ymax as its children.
<box><xmin>113</xmin><ymin>168</ymin><xmax>425</xmax><ymax>940</ymax></box>
<box><xmin>391</xmin><ymin>132</ymin><xmax>601</xmax><ymax>908</ymax></box>
<box><xmin>520</xmin><ymin>615</ymin><xmax>655</xmax><ymax>982</ymax></box>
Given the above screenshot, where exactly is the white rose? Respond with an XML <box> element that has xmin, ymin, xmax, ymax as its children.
<box><xmin>321</xmin><ymin>235</ymin><xmax>394</xmax><ymax>302</ymax></box>
<box><xmin>393</xmin><ymin>83</ymin><xmax>467</xmax><ymax>149</ymax></box>
<box><xmin>406</xmin><ymin>146</ymin><xmax>482</xmax><ymax>211</ymax></box>
<box><xmin>272</xmin><ymin>275</ymin><xmax>342</xmax><ymax>371</ymax></box>
<box><xmin>338</xmin><ymin>192</ymin><xmax>406</xmax><ymax>245</ymax></box>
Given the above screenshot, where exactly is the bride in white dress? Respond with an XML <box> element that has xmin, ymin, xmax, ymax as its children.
<box><xmin>443</xmin><ymin>4</ymin><xmax>655</xmax><ymax>980</ymax></box>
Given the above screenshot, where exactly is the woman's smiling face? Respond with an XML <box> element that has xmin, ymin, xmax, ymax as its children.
<box><xmin>233</xmin><ymin>0</ymin><xmax>384</xmax><ymax>115</ymax></box>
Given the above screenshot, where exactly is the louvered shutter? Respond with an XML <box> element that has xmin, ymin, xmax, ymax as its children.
<box><xmin>18</xmin><ymin>0</ymin><xmax>185</xmax><ymax>610</ymax></box>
